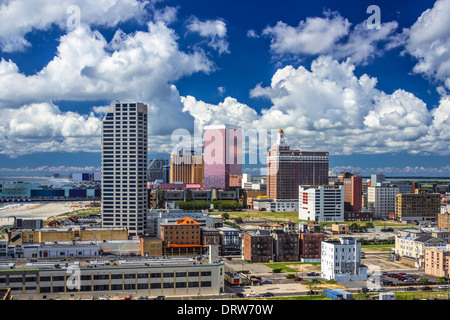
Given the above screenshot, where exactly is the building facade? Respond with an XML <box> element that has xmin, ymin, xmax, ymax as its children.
<box><xmin>395</xmin><ymin>193</ymin><xmax>441</xmax><ymax>222</ymax></box>
<box><xmin>298</xmin><ymin>185</ymin><xmax>344</xmax><ymax>222</ymax></box>
<box><xmin>242</xmin><ymin>230</ymin><xmax>273</xmax><ymax>263</ymax></box>
<box><xmin>424</xmin><ymin>245</ymin><xmax>450</xmax><ymax>278</ymax></box>
<box><xmin>160</xmin><ymin>217</ymin><xmax>202</xmax><ymax>256</ymax></box>
<box><xmin>337</xmin><ymin>172</ymin><xmax>362</xmax><ymax>212</ymax></box>
<box><xmin>299</xmin><ymin>232</ymin><xmax>325</xmax><ymax>262</ymax></box>
<box><xmin>148</xmin><ymin>158</ymin><xmax>169</xmax><ymax>183</ymax></box>
<box><xmin>203</xmin><ymin>124</ymin><xmax>242</xmax><ymax>190</ymax></box>
<box><xmin>267</xmin><ymin>129</ymin><xmax>329</xmax><ymax>201</ymax></box>
<box><xmin>367</xmin><ymin>186</ymin><xmax>399</xmax><ymax>220</ymax></box>
<box><xmin>438</xmin><ymin>212</ymin><xmax>450</xmax><ymax>231</ymax></box>
<box><xmin>170</xmin><ymin>150</ymin><xmax>204</xmax><ymax>184</ymax></box>
<box><xmin>395</xmin><ymin>232</ymin><xmax>447</xmax><ymax>268</ymax></box>
<box><xmin>101</xmin><ymin>102</ymin><xmax>148</xmax><ymax>236</ymax></box>
<box><xmin>272</xmin><ymin>230</ymin><xmax>299</xmax><ymax>262</ymax></box>
<box><xmin>0</xmin><ymin>259</ymin><xmax>225</xmax><ymax>300</ymax></box>
<box><xmin>321</xmin><ymin>237</ymin><xmax>367</xmax><ymax>281</ymax></box>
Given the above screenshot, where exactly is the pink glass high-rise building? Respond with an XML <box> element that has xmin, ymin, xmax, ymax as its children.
<box><xmin>203</xmin><ymin>124</ymin><xmax>242</xmax><ymax>190</ymax></box>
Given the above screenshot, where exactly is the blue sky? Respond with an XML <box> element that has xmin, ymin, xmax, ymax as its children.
<box><xmin>0</xmin><ymin>0</ymin><xmax>449</xmax><ymax>177</ymax></box>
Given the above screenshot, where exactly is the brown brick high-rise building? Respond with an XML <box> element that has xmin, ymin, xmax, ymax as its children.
<box><xmin>337</xmin><ymin>172</ymin><xmax>363</xmax><ymax>212</ymax></box>
<box><xmin>170</xmin><ymin>150</ymin><xmax>204</xmax><ymax>184</ymax></box>
<box><xmin>267</xmin><ymin>129</ymin><xmax>328</xmax><ymax>201</ymax></box>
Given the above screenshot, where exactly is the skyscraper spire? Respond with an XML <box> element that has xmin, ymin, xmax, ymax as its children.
<box><xmin>276</xmin><ymin>129</ymin><xmax>288</xmax><ymax>147</ymax></box>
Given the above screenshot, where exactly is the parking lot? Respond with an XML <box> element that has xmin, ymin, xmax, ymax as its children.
<box><xmin>223</xmin><ymin>252</ymin><xmax>450</xmax><ymax>298</ymax></box>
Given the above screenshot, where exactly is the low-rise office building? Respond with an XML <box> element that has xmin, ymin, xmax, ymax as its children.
<box><xmin>0</xmin><ymin>257</ymin><xmax>225</xmax><ymax>300</ymax></box>
<box><xmin>7</xmin><ymin>227</ymin><xmax>129</xmax><ymax>246</ymax></box>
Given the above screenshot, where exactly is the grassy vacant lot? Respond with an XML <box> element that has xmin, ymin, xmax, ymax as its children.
<box><xmin>226</xmin><ymin>211</ymin><xmax>416</xmax><ymax>228</ymax></box>
<box><xmin>263</xmin><ymin>262</ymin><xmax>321</xmax><ymax>273</ymax></box>
<box><xmin>228</xmin><ymin>211</ymin><xmax>299</xmax><ymax>221</ymax></box>
<box><xmin>354</xmin><ymin>291</ymin><xmax>450</xmax><ymax>300</ymax></box>
<box><xmin>361</xmin><ymin>244</ymin><xmax>395</xmax><ymax>252</ymax></box>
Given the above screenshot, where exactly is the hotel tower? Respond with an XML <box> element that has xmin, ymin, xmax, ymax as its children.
<box><xmin>101</xmin><ymin>102</ymin><xmax>148</xmax><ymax>236</ymax></box>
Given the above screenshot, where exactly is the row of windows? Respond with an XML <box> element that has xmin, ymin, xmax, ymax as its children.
<box><xmin>39</xmin><ymin>281</ymin><xmax>211</xmax><ymax>293</ymax></box>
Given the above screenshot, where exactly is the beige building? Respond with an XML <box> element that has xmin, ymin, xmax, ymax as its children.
<box><xmin>395</xmin><ymin>193</ymin><xmax>441</xmax><ymax>222</ymax></box>
<box><xmin>0</xmin><ymin>258</ymin><xmax>225</xmax><ymax>300</ymax></box>
<box><xmin>438</xmin><ymin>212</ymin><xmax>450</xmax><ymax>231</ymax></box>
<box><xmin>7</xmin><ymin>227</ymin><xmax>129</xmax><ymax>246</ymax></box>
<box><xmin>139</xmin><ymin>237</ymin><xmax>163</xmax><ymax>257</ymax></box>
<box><xmin>424</xmin><ymin>244</ymin><xmax>450</xmax><ymax>278</ymax></box>
<box><xmin>331</xmin><ymin>223</ymin><xmax>349</xmax><ymax>235</ymax></box>
<box><xmin>395</xmin><ymin>232</ymin><xmax>447</xmax><ymax>268</ymax></box>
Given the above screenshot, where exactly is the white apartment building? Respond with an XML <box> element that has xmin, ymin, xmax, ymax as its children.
<box><xmin>101</xmin><ymin>102</ymin><xmax>148</xmax><ymax>236</ymax></box>
<box><xmin>321</xmin><ymin>237</ymin><xmax>367</xmax><ymax>281</ymax></box>
<box><xmin>298</xmin><ymin>185</ymin><xmax>344</xmax><ymax>222</ymax></box>
<box><xmin>367</xmin><ymin>186</ymin><xmax>399</xmax><ymax>220</ymax></box>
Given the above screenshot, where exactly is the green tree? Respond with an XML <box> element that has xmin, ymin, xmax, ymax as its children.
<box><xmin>221</xmin><ymin>212</ymin><xmax>230</xmax><ymax>220</ymax></box>
<box><xmin>365</xmin><ymin>222</ymin><xmax>374</xmax><ymax>229</ymax></box>
<box><xmin>349</xmin><ymin>222</ymin><xmax>360</xmax><ymax>232</ymax></box>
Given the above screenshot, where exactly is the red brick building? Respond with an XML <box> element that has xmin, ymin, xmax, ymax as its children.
<box><xmin>160</xmin><ymin>217</ymin><xmax>203</xmax><ymax>255</ymax></box>
<box><xmin>299</xmin><ymin>233</ymin><xmax>325</xmax><ymax>262</ymax></box>
<box><xmin>242</xmin><ymin>230</ymin><xmax>273</xmax><ymax>263</ymax></box>
<box><xmin>272</xmin><ymin>230</ymin><xmax>299</xmax><ymax>262</ymax></box>
<box><xmin>338</xmin><ymin>172</ymin><xmax>363</xmax><ymax>212</ymax></box>
<box><xmin>267</xmin><ymin>129</ymin><xmax>328</xmax><ymax>201</ymax></box>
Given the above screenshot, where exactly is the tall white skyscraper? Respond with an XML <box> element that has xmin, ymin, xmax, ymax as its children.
<box><xmin>101</xmin><ymin>102</ymin><xmax>148</xmax><ymax>236</ymax></box>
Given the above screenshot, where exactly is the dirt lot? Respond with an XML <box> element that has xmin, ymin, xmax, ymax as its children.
<box><xmin>362</xmin><ymin>253</ymin><xmax>418</xmax><ymax>272</ymax></box>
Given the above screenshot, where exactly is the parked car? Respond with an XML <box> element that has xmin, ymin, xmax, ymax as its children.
<box><xmin>136</xmin><ymin>296</ymin><xmax>148</xmax><ymax>300</ymax></box>
<box><xmin>421</xmin><ymin>286</ymin><xmax>433</xmax><ymax>291</ymax></box>
<box><xmin>234</xmin><ymin>292</ymin><xmax>245</xmax><ymax>298</ymax></box>
<box><xmin>121</xmin><ymin>296</ymin><xmax>133</xmax><ymax>300</ymax></box>
<box><xmin>260</xmin><ymin>292</ymin><xmax>274</xmax><ymax>297</ymax></box>
<box><xmin>152</xmin><ymin>296</ymin><xmax>165</xmax><ymax>300</ymax></box>
<box><xmin>307</xmin><ymin>272</ymin><xmax>320</xmax><ymax>277</ymax></box>
<box><xmin>406</xmin><ymin>287</ymin><xmax>417</xmax><ymax>291</ymax></box>
<box><xmin>294</xmin><ymin>277</ymin><xmax>303</xmax><ymax>282</ymax></box>
<box><xmin>403</xmin><ymin>278</ymin><xmax>415</xmax><ymax>283</ymax></box>
<box><xmin>246</xmin><ymin>292</ymin><xmax>259</xmax><ymax>298</ymax></box>
<box><xmin>260</xmin><ymin>280</ymin><xmax>272</xmax><ymax>285</ymax></box>
<box><xmin>307</xmin><ymin>290</ymin><xmax>320</xmax><ymax>295</ymax></box>
<box><xmin>361</xmin><ymin>287</ymin><xmax>370</xmax><ymax>293</ymax></box>
<box><xmin>438</xmin><ymin>285</ymin><xmax>450</xmax><ymax>290</ymax></box>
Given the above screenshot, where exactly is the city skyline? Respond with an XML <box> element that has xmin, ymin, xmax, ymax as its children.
<box><xmin>0</xmin><ymin>0</ymin><xmax>449</xmax><ymax>177</ymax></box>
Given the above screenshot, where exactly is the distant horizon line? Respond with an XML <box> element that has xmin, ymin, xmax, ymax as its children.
<box><xmin>0</xmin><ymin>173</ymin><xmax>450</xmax><ymax>180</ymax></box>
